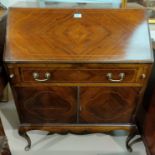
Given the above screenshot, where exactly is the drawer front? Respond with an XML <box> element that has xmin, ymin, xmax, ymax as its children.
<box><xmin>20</xmin><ymin>68</ymin><xmax>138</xmax><ymax>83</ymax></box>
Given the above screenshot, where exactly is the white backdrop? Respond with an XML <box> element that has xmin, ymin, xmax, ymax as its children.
<box><xmin>0</xmin><ymin>0</ymin><xmax>36</xmax><ymax>7</ymax></box>
<box><xmin>0</xmin><ymin>0</ymin><xmax>122</xmax><ymax>7</ymax></box>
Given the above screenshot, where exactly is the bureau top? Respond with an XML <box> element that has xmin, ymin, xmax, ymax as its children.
<box><xmin>4</xmin><ymin>8</ymin><xmax>153</xmax><ymax>63</ymax></box>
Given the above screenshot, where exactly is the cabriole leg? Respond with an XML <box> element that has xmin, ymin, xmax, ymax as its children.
<box><xmin>19</xmin><ymin>130</ymin><xmax>31</xmax><ymax>151</ymax></box>
<box><xmin>126</xmin><ymin>128</ymin><xmax>139</xmax><ymax>152</ymax></box>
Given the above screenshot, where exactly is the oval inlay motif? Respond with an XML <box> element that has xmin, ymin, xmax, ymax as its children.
<box><xmin>24</xmin><ymin>91</ymin><xmax>72</xmax><ymax>121</ymax></box>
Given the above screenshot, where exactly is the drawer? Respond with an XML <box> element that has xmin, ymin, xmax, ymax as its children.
<box><xmin>19</xmin><ymin>67</ymin><xmax>139</xmax><ymax>83</ymax></box>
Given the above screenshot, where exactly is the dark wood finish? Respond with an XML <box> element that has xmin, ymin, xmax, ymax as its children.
<box><xmin>0</xmin><ymin>11</ymin><xmax>6</xmax><ymax>58</ymax></box>
<box><xmin>137</xmin><ymin>60</ymin><xmax>155</xmax><ymax>155</ymax></box>
<box><xmin>21</xmin><ymin>67</ymin><xmax>137</xmax><ymax>83</ymax></box>
<box><xmin>6</xmin><ymin>63</ymin><xmax>150</xmax><ymax>86</ymax></box>
<box><xmin>0</xmin><ymin>13</ymin><xmax>10</xmax><ymax>149</ymax></box>
<box><xmin>137</xmin><ymin>88</ymin><xmax>155</xmax><ymax>155</ymax></box>
<box><xmin>6</xmin><ymin>62</ymin><xmax>151</xmax><ymax>151</ymax></box>
<box><xmin>4</xmin><ymin>7</ymin><xmax>153</xmax><ymax>151</ymax></box>
<box><xmin>0</xmin><ymin>11</ymin><xmax>7</xmax><ymax>98</ymax></box>
<box><xmin>80</xmin><ymin>86</ymin><xmax>141</xmax><ymax>123</ymax></box>
<box><xmin>0</xmin><ymin>9</ymin><xmax>6</xmax><ymax>60</ymax></box>
<box><xmin>0</xmin><ymin>68</ymin><xmax>7</xmax><ymax>98</ymax></box>
<box><xmin>135</xmin><ymin>50</ymin><xmax>155</xmax><ymax>155</ymax></box>
<box><xmin>0</xmin><ymin>10</ymin><xmax>10</xmax><ymax>155</ymax></box>
<box><xmin>14</xmin><ymin>86</ymin><xmax>77</xmax><ymax>123</ymax></box>
<box><xmin>18</xmin><ymin>124</ymin><xmax>136</xmax><ymax>133</ymax></box>
<box><xmin>143</xmin><ymin>93</ymin><xmax>155</xmax><ymax>155</ymax></box>
<box><xmin>19</xmin><ymin>65</ymin><xmax>145</xmax><ymax>83</ymax></box>
<box><xmin>5</xmin><ymin>8</ymin><xmax>152</xmax><ymax>63</ymax></box>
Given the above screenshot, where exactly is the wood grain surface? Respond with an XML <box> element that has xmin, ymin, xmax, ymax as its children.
<box><xmin>6</xmin><ymin>63</ymin><xmax>151</xmax><ymax>87</ymax></box>
<box><xmin>14</xmin><ymin>86</ymin><xmax>77</xmax><ymax>123</ymax></box>
<box><xmin>79</xmin><ymin>86</ymin><xmax>141</xmax><ymax>123</ymax></box>
<box><xmin>4</xmin><ymin>8</ymin><xmax>153</xmax><ymax>63</ymax></box>
<box><xmin>4</xmin><ymin>8</ymin><xmax>153</xmax><ymax>151</ymax></box>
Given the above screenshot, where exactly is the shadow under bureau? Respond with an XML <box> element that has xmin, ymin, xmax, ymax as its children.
<box><xmin>4</xmin><ymin>7</ymin><xmax>153</xmax><ymax>151</ymax></box>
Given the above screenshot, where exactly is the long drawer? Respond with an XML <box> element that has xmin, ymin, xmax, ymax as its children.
<box><xmin>6</xmin><ymin>64</ymin><xmax>150</xmax><ymax>85</ymax></box>
<box><xmin>21</xmin><ymin>68</ymin><xmax>137</xmax><ymax>83</ymax></box>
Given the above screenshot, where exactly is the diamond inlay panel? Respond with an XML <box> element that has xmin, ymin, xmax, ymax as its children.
<box><xmin>5</xmin><ymin>9</ymin><xmax>152</xmax><ymax>62</ymax></box>
<box><xmin>80</xmin><ymin>87</ymin><xmax>140</xmax><ymax>123</ymax></box>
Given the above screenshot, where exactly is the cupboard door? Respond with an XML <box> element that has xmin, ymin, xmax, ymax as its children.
<box><xmin>79</xmin><ymin>87</ymin><xmax>141</xmax><ymax>123</ymax></box>
<box><xmin>14</xmin><ymin>87</ymin><xmax>77</xmax><ymax>124</ymax></box>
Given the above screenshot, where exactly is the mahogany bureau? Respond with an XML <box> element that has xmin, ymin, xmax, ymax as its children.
<box><xmin>4</xmin><ymin>7</ymin><xmax>153</xmax><ymax>151</ymax></box>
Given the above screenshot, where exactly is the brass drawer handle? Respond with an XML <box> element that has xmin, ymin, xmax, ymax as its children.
<box><xmin>32</xmin><ymin>72</ymin><xmax>51</xmax><ymax>82</ymax></box>
<box><xmin>107</xmin><ymin>73</ymin><xmax>125</xmax><ymax>82</ymax></box>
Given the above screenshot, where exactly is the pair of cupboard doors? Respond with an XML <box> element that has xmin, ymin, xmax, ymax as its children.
<box><xmin>14</xmin><ymin>85</ymin><xmax>140</xmax><ymax>124</ymax></box>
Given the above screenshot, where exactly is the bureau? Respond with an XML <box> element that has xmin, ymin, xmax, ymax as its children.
<box><xmin>4</xmin><ymin>7</ymin><xmax>153</xmax><ymax>151</ymax></box>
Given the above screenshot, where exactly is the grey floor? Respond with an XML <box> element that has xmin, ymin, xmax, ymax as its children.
<box><xmin>0</xmin><ymin>87</ymin><xmax>147</xmax><ymax>155</ymax></box>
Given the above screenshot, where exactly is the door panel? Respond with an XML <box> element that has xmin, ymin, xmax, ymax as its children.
<box><xmin>14</xmin><ymin>86</ymin><xmax>77</xmax><ymax>124</ymax></box>
<box><xmin>79</xmin><ymin>87</ymin><xmax>141</xmax><ymax>123</ymax></box>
